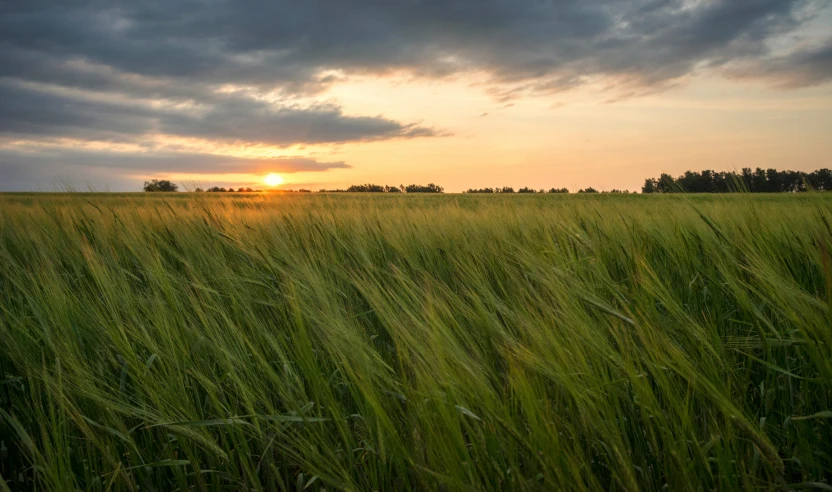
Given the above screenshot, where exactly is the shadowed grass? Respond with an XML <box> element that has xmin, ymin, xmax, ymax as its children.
<box><xmin>0</xmin><ymin>192</ymin><xmax>831</xmax><ymax>490</ymax></box>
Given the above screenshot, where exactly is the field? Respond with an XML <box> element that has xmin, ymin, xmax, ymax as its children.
<box><xmin>1</xmin><ymin>193</ymin><xmax>831</xmax><ymax>491</ymax></box>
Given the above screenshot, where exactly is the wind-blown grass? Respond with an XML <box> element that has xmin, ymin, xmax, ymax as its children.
<box><xmin>1</xmin><ymin>193</ymin><xmax>830</xmax><ymax>490</ymax></box>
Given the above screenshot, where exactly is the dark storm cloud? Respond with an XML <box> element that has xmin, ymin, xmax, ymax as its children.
<box><xmin>159</xmin><ymin>99</ymin><xmax>436</xmax><ymax>146</ymax></box>
<box><xmin>0</xmin><ymin>80</ymin><xmax>435</xmax><ymax>145</ymax></box>
<box><xmin>0</xmin><ymin>0</ymin><xmax>829</xmax><ymax>190</ymax></box>
<box><xmin>726</xmin><ymin>38</ymin><xmax>832</xmax><ymax>88</ymax></box>
<box><xmin>1</xmin><ymin>0</ymin><xmax>824</xmax><ymax>94</ymax></box>
<box><xmin>0</xmin><ymin>0</ymin><xmax>826</xmax><ymax>127</ymax></box>
<box><xmin>0</xmin><ymin>80</ymin><xmax>158</xmax><ymax>140</ymax></box>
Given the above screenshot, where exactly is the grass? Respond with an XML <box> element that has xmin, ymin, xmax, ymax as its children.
<box><xmin>0</xmin><ymin>192</ymin><xmax>830</xmax><ymax>490</ymax></box>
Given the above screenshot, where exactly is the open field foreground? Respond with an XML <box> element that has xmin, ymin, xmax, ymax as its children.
<box><xmin>1</xmin><ymin>193</ymin><xmax>831</xmax><ymax>491</ymax></box>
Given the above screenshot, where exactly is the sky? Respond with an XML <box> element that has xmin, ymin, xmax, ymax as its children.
<box><xmin>1</xmin><ymin>0</ymin><xmax>831</xmax><ymax>192</ymax></box>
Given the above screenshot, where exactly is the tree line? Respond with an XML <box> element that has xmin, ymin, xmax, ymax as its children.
<box><xmin>642</xmin><ymin>167</ymin><xmax>832</xmax><ymax>193</ymax></box>
<box><xmin>467</xmin><ymin>187</ymin><xmax>566</xmax><ymax>193</ymax></box>
<box><xmin>464</xmin><ymin>187</ymin><xmax>631</xmax><ymax>194</ymax></box>
<box><xmin>145</xmin><ymin>167</ymin><xmax>832</xmax><ymax>194</ymax></box>
<box><xmin>142</xmin><ymin>180</ymin><xmax>443</xmax><ymax>193</ymax></box>
<box><xmin>312</xmin><ymin>183</ymin><xmax>444</xmax><ymax>193</ymax></box>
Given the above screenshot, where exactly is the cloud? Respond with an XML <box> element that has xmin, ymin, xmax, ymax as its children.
<box><xmin>725</xmin><ymin>37</ymin><xmax>832</xmax><ymax>88</ymax></box>
<box><xmin>0</xmin><ymin>79</ymin><xmax>435</xmax><ymax>145</ymax></box>
<box><xmin>0</xmin><ymin>0</ymin><xmax>829</xmax><ymax>189</ymax></box>
<box><xmin>0</xmin><ymin>80</ymin><xmax>158</xmax><ymax>141</ymax></box>
<box><xmin>159</xmin><ymin>99</ymin><xmax>436</xmax><ymax>146</ymax></box>
<box><xmin>2</xmin><ymin>0</ymin><xmax>826</xmax><ymax>96</ymax></box>
<box><xmin>0</xmin><ymin>146</ymin><xmax>348</xmax><ymax>173</ymax></box>
<box><xmin>1</xmin><ymin>1</ymin><xmax>828</xmax><ymax>128</ymax></box>
<box><xmin>0</xmin><ymin>147</ymin><xmax>349</xmax><ymax>191</ymax></box>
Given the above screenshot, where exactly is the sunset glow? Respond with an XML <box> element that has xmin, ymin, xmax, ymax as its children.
<box><xmin>264</xmin><ymin>174</ymin><xmax>284</xmax><ymax>187</ymax></box>
<box><xmin>0</xmin><ymin>1</ymin><xmax>830</xmax><ymax>192</ymax></box>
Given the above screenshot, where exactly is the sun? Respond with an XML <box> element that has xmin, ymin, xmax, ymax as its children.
<box><xmin>264</xmin><ymin>173</ymin><xmax>284</xmax><ymax>187</ymax></box>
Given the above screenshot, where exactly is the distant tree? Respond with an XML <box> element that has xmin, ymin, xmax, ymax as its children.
<box><xmin>405</xmin><ymin>183</ymin><xmax>444</xmax><ymax>193</ymax></box>
<box><xmin>741</xmin><ymin>168</ymin><xmax>754</xmax><ymax>191</ymax></box>
<box><xmin>753</xmin><ymin>168</ymin><xmax>769</xmax><ymax>193</ymax></box>
<box><xmin>656</xmin><ymin>174</ymin><xmax>676</xmax><ymax>193</ymax></box>
<box><xmin>466</xmin><ymin>188</ymin><xmax>495</xmax><ymax>193</ymax></box>
<box><xmin>788</xmin><ymin>170</ymin><xmax>807</xmax><ymax>192</ymax></box>
<box><xmin>641</xmin><ymin>167</ymin><xmax>832</xmax><ymax>193</ymax></box>
<box><xmin>143</xmin><ymin>179</ymin><xmax>178</xmax><ymax>192</ymax></box>
<box><xmin>765</xmin><ymin>169</ymin><xmax>784</xmax><ymax>192</ymax></box>
<box><xmin>194</xmin><ymin>187</ymin><xmax>204</xmax><ymax>192</ymax></box>
<box><xmin>712</xmin><ymin>172</ymin><xmax>730</xmax><ymax>192</ymax></box>
<box><xmin>808</xmin><ymin>169</ymin><xmax>832</xmax><ymax>191</ymax></box>
<box><xmin>347</xmin><ymin>183</ymin><xmax>386</xmax><ymax>192</ymax></box>
<box><xmin>385</xmin><ymin>185</ymin><xmax>402</xmax><ymax>193</ymax></box>
<box><xmin>517</xmin><ymin>187</ymin><xmax>537</xmax><ymax>193</ymax></box>
<box><xmin>548</xmin><ymin>187</ymin><xmax>569</xmax><ymax>194</ymax></box>
<box><xmin>496</xmin><ymin>186</ymin><xmax>514</xmax><ymax>193</ymax></box>
<box><xmin>639</xmin><ymin>167</ymin><xmax>832</xmax><ymax>193</ymax></box>
<box><xmin>578</xmin><ymin>187</ymin><xmax>598</xmax><ymax>193</ymax></box>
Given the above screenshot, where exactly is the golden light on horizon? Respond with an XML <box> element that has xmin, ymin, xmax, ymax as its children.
<box><xmin>264</xmin><ymin>173</ymin><xmax>284</xmax><ymax>187</ymax></box>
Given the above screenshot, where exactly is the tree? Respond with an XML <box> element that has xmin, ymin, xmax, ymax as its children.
<box><xmin>517</xmin><ymin>187</ymin><xmax>536</xmax><ymax>193</ymax></box>
<box><xmin>741</xmin><ymin>168</ymin><xmax>754</xmax><ymax>191</ymax></box>
<box><xmin>578</xmin><ymin>187</ymin><xmax>598</xmax><ymax>193</ymax></box>
<box><xmin>405</xmin><ymin>183</ymin><xmax>444</xmax><ymax>193</ymax></box>
<box><xmin>639</xmin><ymin>167</ymin><xmax>828</xmax><ymax>193</ymax></box>
<box><xmin>143</xmin><ymin>179</ymin><xmax>178</xmax><ymax>192</ymax></box>
<box><xmin>808</xmin><ymin>169</ymin><xmax>832</xmax><ymax>191</ymax></box>
<box><xmin>656</xmin><ymin>174</ymin><xmax>676</xmax><ymax>193</ymax></box>
<box><xmin>548</xmin><ymin>188</ymin><xmax>569</xmax><ymax>194</ymax></box>
<box><xmin>347</xmin><ymin>183</ymin><xmax>386</xmax><ymax>192</ymax></box>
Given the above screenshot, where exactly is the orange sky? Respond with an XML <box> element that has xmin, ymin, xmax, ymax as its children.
<box><xmin>2</xmin><ymin>0</ymin><xmax>831</xmax><ymax>192</ymax></box>
<box><xmin>155</xmin><ymin>74</ymin><xmax>832</xmax><ymax>192</ymax></box>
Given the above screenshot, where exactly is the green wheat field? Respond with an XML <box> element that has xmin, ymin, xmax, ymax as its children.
<box><xmin>1</xmin><ymin>193</ymin><xmax>831</xmax><ymax>491</ymax></box>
